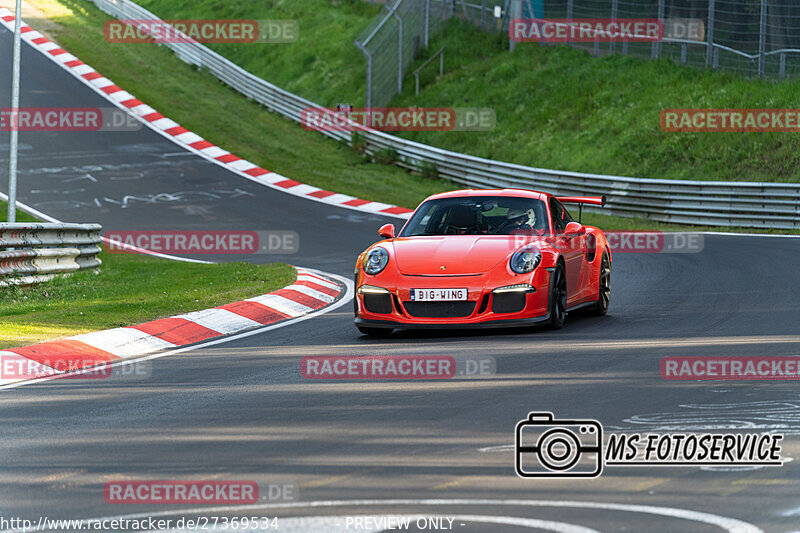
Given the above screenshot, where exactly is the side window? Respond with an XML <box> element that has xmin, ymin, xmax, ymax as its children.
<box><xmin>549</xmin><ymin>199</ymin><xmax>565</xmax><ymax>234</ymax></box>
<box><xmin>561</xmin><ymin>202</ymin><xmax>574</xmax><ymax>224</ymax></box>
<box><xmin>549</xmin><ymin>199</ymin><xmax>573</xmax><ymax>234</ymax></box>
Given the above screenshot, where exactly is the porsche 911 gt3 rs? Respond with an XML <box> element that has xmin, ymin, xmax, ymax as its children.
<box><xmin>354</xmin><ymin>189</ymin><xmax>612</xmax><ymax>335</ymax></box>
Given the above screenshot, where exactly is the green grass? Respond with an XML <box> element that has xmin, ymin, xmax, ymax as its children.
<box><xmin>116</xmin><ymin>0</ymin><xmax>800</xmax><ymax>182</ymax></box>
<box><xmin>395</xmin><ymin>23</ymin><xmax>800</xmax><ymax>182</ymax></box>
<box><xmin>0</xmin><ymin>251</ymin><xmax>295</xmax><ymax>349</ymax></box>
<box><xmin>134</xmin><ymin>0</ymin><xmax>381</xmax><ymax>107</ymax></box>
<box><xmin>0</xmin><ymin>201</ymin><xmax>40</xmax><ymax>223</ymax></box>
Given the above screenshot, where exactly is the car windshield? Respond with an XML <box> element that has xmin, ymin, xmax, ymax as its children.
<box><xmin>400</xmin><ymin>196</ymin><xmax>549</xmax><ymax>236</ymax></box>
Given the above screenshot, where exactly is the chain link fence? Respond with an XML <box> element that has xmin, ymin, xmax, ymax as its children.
<box><xmin>357</xmin><ymin>0</ymin><xmax>800</xmax><ymax>109</ymax></box>
<box><xmin>356</xmin><ymin>0</ymin><xmax>458</xmax><ymax>108</ymax></box>
<box><xmin>535</xmin><ymin>0</ymin><xmax>800</xmax><ymax>79</ymax></box>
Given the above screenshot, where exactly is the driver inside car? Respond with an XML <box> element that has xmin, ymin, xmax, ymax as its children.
<box><xmin>504</xmin><ymin>207</ymin><xmax>545</xmax><ymax>235</ymax></box>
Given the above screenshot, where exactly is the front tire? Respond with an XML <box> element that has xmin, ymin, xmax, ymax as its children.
<box><xmin>589</xmin><ymin>252</ymin><xmax>611</xmax><ymax>316</ymax></box>
<box><xmin>547</xmin><ymin>263</ymin><xmax>567</xmax><ymax>329</ymax></box>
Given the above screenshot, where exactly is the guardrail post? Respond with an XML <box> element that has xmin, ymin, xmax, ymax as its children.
<box><xmin>780</xmin><ymin>53</ymin><xmax>786</xmax><ymax>79</ymax></box>
<box><xmin>758</xmin><ymin>0</ymin><xmax>767</xmax><ymax>78</ymax></box>
<box><xmin>652</xmin><ymin>0</ymin><xmax>664</xmax><ymax>59</ymax></box>
<box><xmin>706</xmin><ymin>0</ymin><xmax>716</xmax><ymax>67</ymax></box>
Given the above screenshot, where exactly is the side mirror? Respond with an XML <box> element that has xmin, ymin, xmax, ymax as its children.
<box><xmin>378</xmin><ymin>224</ymin><xmax>395</xmax><ymax>239</ymax></box>
<box><xmin>564</xmin><ymin>221</ymin><xmax>586</xmax><ymax>237</ymax></box>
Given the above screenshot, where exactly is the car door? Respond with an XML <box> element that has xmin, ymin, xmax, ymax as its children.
<box><xmin>550</xmin><ymin>198</ymin><xmax>583</xmax><ymax>306</ymax></box>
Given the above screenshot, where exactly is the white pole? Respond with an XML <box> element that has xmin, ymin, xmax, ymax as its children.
<box><xmin>6</xmin><ymin>0</ymin><xmax>22</xmax><ymax>223</ymax></box>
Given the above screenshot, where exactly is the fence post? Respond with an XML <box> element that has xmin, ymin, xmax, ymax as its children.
<box><xmin>758</xmin><ymin>0</ymin><xmax>767</xmax><ymax>77</ymax></box>
<box><xmin>481</xmin><ymin>0</ymin><xmax>486</xmax><ymax>30</ymax></box>
<box><xmin>706</xmin><ymin>0</ymin><xmax>715</xmax><ymax>67</ymax></box>
<box><xmin>510</xmin><ymin>0</ymin><xmax>522</xmax><ymax>51</ymax></box>
<box><xmin>424</xmin><ymin>0</ymin><xmax>430</xmax><ymax>47</ymax></box>
<box><xmin>652</xmin><ymin>0</ymin><xmax>664</xmax><ymax>59</ymax></box>
<box><xmin>610</xmin><ymin>0</ymin><xmax>618</xmax><ymax>54</ymax></box>
<box><xmin>394</xmin><ymin>10</ymin><xmax>403</xmax><ymax>94</ymax></box>
<box><xmin>356</xmin><ymin>41</ymin><xmax>372</xmax><ymax>110</ymax></box>
<box><xmin>566</xmin><ymin>0</ymin><xmax>573</xmax><ymax>46</ymax></box>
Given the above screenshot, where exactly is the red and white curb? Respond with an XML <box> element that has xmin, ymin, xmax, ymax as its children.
<box><xmin>0</xmin><ymin>8</ymin><xmax>413</xmax><ymax>220</ymax></box>
<box><xmin>0</xmin><ymin>267</ymin><xmax>345</xmax><ymax>387</ymax></box>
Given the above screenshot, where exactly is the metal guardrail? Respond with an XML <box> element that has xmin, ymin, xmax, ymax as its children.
<box><xmin>0</xmin><ymin>223</ymin><xmax>103</xmax><ymax>286</ymax></box>
<box><xmin>88</xmin><ymin>0</ymin><xmax>800</xmax><ymax>229</ymax></box>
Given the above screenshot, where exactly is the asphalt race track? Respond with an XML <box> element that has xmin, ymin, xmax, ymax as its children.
<box><xmin>3</xmin><ymin>22</ymin><xmax>800</xmax><ymax>533</ymax></box>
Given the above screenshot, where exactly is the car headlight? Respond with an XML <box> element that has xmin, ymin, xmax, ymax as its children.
<box><xmin>510</xmin><ymin>246</ymin><xmax>541</xmax><ymax>274</ymax></box>
<box><xmin>363</xmin><ymin>247</ymin><xmax>389</xmax><ymax>275</ymax></box>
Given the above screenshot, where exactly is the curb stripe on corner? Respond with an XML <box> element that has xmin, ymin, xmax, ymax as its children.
<box><xmin>1</xmin><ymin>268</ymin><xmax>344</xmax><ymax>385</ymax></box>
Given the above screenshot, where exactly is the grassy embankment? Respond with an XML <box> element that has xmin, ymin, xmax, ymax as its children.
<box><xmin>0</xmin><ymin>201</ymin><xmax>295</xmax><ymax>349</ymax></box>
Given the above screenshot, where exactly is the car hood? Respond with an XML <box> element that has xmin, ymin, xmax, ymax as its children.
<box><xmin>390</xmin><ymin>236</ymin><xmax>547</xmax><ymax>276</ymax></box>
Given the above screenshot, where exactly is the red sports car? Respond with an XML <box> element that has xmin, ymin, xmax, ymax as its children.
<box><xmin>353</xmin><ymin>189</ymin><xmax>612</xmax><ymax>336</ymax></box>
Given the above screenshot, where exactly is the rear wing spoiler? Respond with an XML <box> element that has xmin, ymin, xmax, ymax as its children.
<box><xmin>557</xmin><ymin>196</ymin><xmax>606</xmax><ymax>207</ymax></box>
<box><xmin>556</xmin><ymin>196</ymin><xmax>607</xmax><ymax>223</ymax></box>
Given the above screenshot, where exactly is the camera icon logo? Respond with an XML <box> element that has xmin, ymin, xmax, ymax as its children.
<box><xmin>515</xmin><ymin>412</ymin><xmax>603</xmax><ymax>478</ymax></box>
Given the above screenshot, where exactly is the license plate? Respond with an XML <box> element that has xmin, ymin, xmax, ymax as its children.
<box><xmin>410</xmin><ymin>288</ymin><xmax>468</xmax><ymax>302</ymax></box>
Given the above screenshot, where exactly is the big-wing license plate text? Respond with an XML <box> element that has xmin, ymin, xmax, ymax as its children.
<box><xmin>410</xmin><ymin>288</ymin><xmax>468</xmax><ymax>302</ymax></box>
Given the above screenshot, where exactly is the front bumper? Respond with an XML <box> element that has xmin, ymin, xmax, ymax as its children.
<box><xmin>355</xmin><ymin>314</ymin><xmax>551</xmax><ymax>330</ymax></box>
<box><xmin>354</xmin><ymin>267</ymin><xmax>551</xmax><ymax>329</ymax></box>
